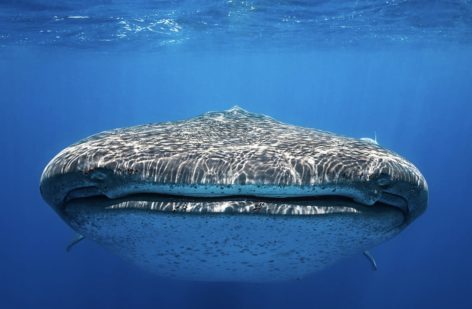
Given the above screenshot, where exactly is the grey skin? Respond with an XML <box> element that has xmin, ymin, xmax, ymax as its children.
<box><xmin>40</xmin><ymin>107</ymin><xmax>428</xmax><ymax>281</ymax></box>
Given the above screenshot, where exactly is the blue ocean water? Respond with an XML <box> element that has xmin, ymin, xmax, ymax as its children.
<box><xmin>1</xmin><ymin>1</ymin><xmax>471</xmax><ymax>308</ymax></box>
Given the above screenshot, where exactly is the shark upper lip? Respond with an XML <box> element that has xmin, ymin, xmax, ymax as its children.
<box><xmin>40</xmin><ymin>164</ymin><xmax>426</xmax><ymax>225</ymax></box>
<box><xmin>40</xmin><ymin>164</ymin><xmax>425</xmax><ymax>223</ymax></box>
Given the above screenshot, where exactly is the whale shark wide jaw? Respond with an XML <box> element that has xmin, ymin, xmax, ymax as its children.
<box><xmin>40</xmin><ymin>107</ymin><xmax>428</xmax><ymax>281</ymax></box>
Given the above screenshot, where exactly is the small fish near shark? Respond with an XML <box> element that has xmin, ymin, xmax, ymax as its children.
<box><xmin>40</xmin><ymin>107</ymin><xmax>428</xmax><ymax>281</ymax></box>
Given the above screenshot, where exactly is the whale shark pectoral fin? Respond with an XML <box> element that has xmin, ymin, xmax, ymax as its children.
<box><xmin>66</xmin><ymin>234</ymin><xmax>85</xmax><ymax>252</ymax></box>
<box><xmin>363</xmin><ymin>250</ymin><xmax>378</xmax><ymax>271</ymax></box>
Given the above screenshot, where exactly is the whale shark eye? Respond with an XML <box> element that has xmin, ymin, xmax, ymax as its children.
<box><xmin>375</xmin><ymin>173</ymin><xmax>392</xmax><ymax>187</ymax></box>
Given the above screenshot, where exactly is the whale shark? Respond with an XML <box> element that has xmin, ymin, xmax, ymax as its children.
<box><xmin>40</xmin><ymin>107</ymin><xmax>427</xmax><ymax>281</ymax></box>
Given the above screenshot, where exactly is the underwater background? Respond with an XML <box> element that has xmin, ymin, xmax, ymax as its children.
<box><xmin>1</xmin><ymin>1</ymin><xmax>471</xmax><ymax>308</ymax></box>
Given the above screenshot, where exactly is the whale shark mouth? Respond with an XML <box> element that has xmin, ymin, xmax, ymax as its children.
<box><xmin>61</xmin><ymin>186</ymin><xmax>409</xmax><ymax>222</ymax></box>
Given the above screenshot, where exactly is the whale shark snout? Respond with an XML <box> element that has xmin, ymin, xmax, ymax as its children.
<box><xmin>40</xmin><ymin>107</ymin><xmax>427</xmax><ymax>281</ymax></box>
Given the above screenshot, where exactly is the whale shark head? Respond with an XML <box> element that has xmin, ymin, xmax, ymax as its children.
<box><xmin>40</xmin><ymin>107</ymin><xmax>427</xmax><ymax>281</ymax></box>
